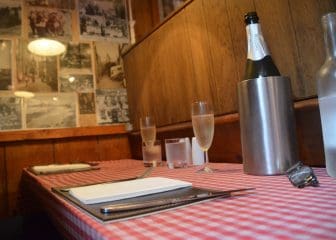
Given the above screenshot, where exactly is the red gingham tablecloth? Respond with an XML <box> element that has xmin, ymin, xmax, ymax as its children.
<box><xmin>21</xmin><ymin>159</ymin><xmax>336</xmax><ymax>240</ymax></box>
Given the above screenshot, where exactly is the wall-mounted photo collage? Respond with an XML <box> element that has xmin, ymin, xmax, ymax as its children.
<box><xmin>0</xmin><ymin>0</ymin><xmax>131</xmax><ymax>131</ymax></box>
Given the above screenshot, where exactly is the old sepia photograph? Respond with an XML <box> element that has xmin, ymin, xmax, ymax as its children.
<box><xmin>27</xmin><ymin>6</ymin><xmax>72</xmax><ymax>40</ymax></box>
<box><xmin>0</xmin><ymin>40</ymin><xmax>12</xmax><ymax>90</ymax></box>
<box><xmin>78</xmin><ymin>92</ymin><xmax>95</xmax><ymax>114</ymax></box>
<box><xmin>26</xmin><ymin>0</ymin><xmax>75</xmax><ymax>9</ymax></box>
<box><xmin>0</xmin><ymin>1</ymin><xmax>21</xmax><ymax>35</ymax></box>
<box><xmin>60</xmin><ymin>42</ymin><xmax>92</xmax><ymax>72</ymax></box>
<box><xmin>0</xmin><ymin>95</ymin><xmax>22</xmax><ymax>130</ymax></box>
<box><xmin>96</xmin><ymin>88</ymin><xmax>129</xmax><ymax>124</ymax></box>
<box><xmin>16</xmin><ymin>40</ymin><xmax>58</xmax><ymax>92</ymax></box>
<box><xmin>94</xmin><ymin>41</ymin><xmax>126</xmax><ymax>89</ymax></box>
<box><xmin>79</xmin><ymin>0</ymin><xmax>129</xmax><ymax>43</ymax></box>
<box><xmin>60</xmin><ymin>74</ymin><xmax>94</xmax><ymax>92</ymax></box>
<box><xmin>25</xmin><ymin>93</ymin><xmax>77</xmax><ymax>129</ymax></box>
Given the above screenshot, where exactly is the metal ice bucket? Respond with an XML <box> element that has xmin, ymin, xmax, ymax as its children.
<box><xmin>238</xmin><ymin>76</ymin><xmax>299</xmax><ymax>175</ymax></box>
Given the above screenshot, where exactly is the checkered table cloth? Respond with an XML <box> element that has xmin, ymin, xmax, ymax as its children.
<box><xmin>22</xmin><ymin>159</ymin><xmax>336</xmax><ymax>240</ymax></box>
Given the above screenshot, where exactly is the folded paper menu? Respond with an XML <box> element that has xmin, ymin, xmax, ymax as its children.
<box><xmin>31</xmin><ymin>163</ymin><xmax>93</xmax><ymax>175</ymax></box>
<box><xmin>68</xmin><ymin>177</ymin><xmax>192</xmax><ymax>204</ymax></box>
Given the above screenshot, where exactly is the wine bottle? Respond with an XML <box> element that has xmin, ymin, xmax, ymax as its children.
<box><xmin>316</xmin><ymin>12</ymin><xmax>336</xmax><ymax>178</ymax></box>
<box><xmin>244</xmin><ymin>12</ymin><xmax>280</xmax><ymax>79</ymax></box>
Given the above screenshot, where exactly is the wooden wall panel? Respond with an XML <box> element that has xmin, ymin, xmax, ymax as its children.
<box><xmin>54</xmin><ymin>138</ymin><xmax>99</xmax><ymax>163</ymax></box>
<box><xmin>124</xmin><ymin>0</ymin><xmax>335</xmax><ymax>129</ymax></box>
<box><xmin>226</xmin><ymin>0</ymin><xmax>255</xmax><ymax>81</ymax></box>
<box><xmin>5</xmin><ymin>141</ymin><xmax>54</xmax><ymax>215</ymax></box>
<box><xmin>0</xmin><ymin>145</ymin><xmax>7</xmax><ymax>218</ymax></box>
<box><xmin>254</xmin><ymin>0</ymin><xmax>304</xmax><ymax>97</ymax></box>
<box><xmin>125</xmin><ymin>9</ymin><xmax>196</xmax><ymax>128</ymax></box>
<box><xmin>97</xmin><ymin>135</ymin><xmax>131</xmax><ymax>160</ymax></box>
<box><xmin>289</xmin><ymin>0</ymin><xmax>336</xmax><ymax>97</ymax></box>
<box><xmin>183</xmin><ymin>0</ymin><xmax>214</xmax><ymax>106</ymax></box>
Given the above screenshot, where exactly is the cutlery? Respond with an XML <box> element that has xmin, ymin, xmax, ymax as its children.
<box><xmin>100</xmin><ymin>187</ymin><xmax>255</xmax><ymax>213</ymax></box>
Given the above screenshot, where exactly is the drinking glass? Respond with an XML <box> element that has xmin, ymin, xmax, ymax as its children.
<box><xmin>140</xmin><ymin>116</ymin><xmax>156</xmax><ymax>146</ymax></box>
<box><xmin>191</xmin><ymin>101</ymin><xmax>215</xmax><ymax>173</ymax></box>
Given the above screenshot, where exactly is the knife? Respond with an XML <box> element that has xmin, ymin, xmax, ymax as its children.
<box><xmin>100</xmin><ymin>187</ymin><xmax>255</xmax><ymax>214</ymax></box>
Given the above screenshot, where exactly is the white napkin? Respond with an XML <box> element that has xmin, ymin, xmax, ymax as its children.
<box><xmin>69</xmin><ymin>177</ymin><xmax>192</xmax><ymax>204</ymax></box>
<box><xmin>31</xmin><ymin>163</ymin><xmax>92</xmax><ymax>174</ymax></box>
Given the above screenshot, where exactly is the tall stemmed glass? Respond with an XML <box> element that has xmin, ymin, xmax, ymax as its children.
<box><xmin>191</xmin><ymin>101</ymin><xmax>215</xmax><ymax>173</ymax></box>
<box><xmin>140</xmin><ymin>116</ymin><xmax>156</xmax><ymax>146</ymax></box>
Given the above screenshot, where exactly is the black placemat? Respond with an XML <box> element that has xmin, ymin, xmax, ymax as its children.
<box><xmin>52</xmin><ymin>185</ymin><xmax>222</xmax><ymax>222</ymax></box>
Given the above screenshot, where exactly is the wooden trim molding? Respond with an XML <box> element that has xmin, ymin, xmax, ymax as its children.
<box><xmin>0</xmin><ymin>125</ymin><xmax>128</xmax><ymax>143</ymax></box>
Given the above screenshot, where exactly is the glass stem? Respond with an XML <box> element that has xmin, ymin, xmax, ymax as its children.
<box><xmin>204</xmin><ymin>150</ymin><xmax>209</xmax><ymax>165</ymax></box>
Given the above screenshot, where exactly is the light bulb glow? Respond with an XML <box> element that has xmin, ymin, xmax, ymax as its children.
<box><xmin>27</xmin><ymin>38</ymin><xmax>66</xmax><ymax>56</ymax></box>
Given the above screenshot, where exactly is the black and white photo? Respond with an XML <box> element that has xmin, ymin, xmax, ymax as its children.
<box><xmin>26</xmin><ymin>0</ymin><xmax>75</xmax><ymax>10</ymax></box>
<box><xmin>27</xmin><ymin>7</ymin><xmax>72</xmax><ymax>40</ymax></box>
<box><xmin>0</xmin><ymin>1</ymin><xmax>21</xmax><ymax>35</ymax></box>
<box><xmin>0</xmin><ymin>40</ymin><xmax>12</xmax><ymax>90</ymax></box>
<box><xmin>60</xmin><ymin>74</ymin><xmax>94</xmax><ymax>92</ymax></box>
<box><xmin>79</xmin><ymin>0</ymin><xmax>129</xmax><ymax>43</ymax></box>
<box><xmin>0</xmin><ymin>95</ymin><xmax>22</xmax><ymax>130</ymax></box>
<box><xmin>60</xmin><ymin>42</ymin><xmax>92</xmax><ymax>72</ymax></box>
<box><xmin>94</xmin><ymin>41</ymin><xmax>125</xmax><ymax>89</ymax></box>
<box><xmin>78</xmin><ymin>92</ymin><xmax>95</xmax><ymax>114</ymax></box>
<box><xmin>26</xmin><ymin>93</ymin><xmax>77</xmax><ymax>128</ymax></box>
<box><xmin>16</xmin><ymin>40</ymin><xmax>58</xmax><ymax>92</ymax></box>
<box><xmin>96</xmin><ymin>88</ymin><xmax>129</xmax><ymax>124</ymax></box>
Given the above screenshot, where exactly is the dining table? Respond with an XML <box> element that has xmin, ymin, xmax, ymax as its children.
<box><xmin>21</xmin><ymin>159</ymin><xmax>336</xmax><ymax>240</ymax></box>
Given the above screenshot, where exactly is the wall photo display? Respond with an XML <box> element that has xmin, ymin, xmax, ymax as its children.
<box><xmin>96</xmin><ymin>88</ymin><xmax>129</xmax><ymax>124</ymax></box>
<box><xmin>0</xmin><ymin>39</ymin><xmax>13</xmax><ymax>91</ymax></box>
<box><xmin>0</xmin><ymin>95</ymin><xmax>22</xmax><ymax>130</ymax></box>
<box><xmin>27</xmin><ymin>6</ymin><xmax>72</xmax><ymax>40</ymax></box>
<box><xmin>25</xmin><ymin>92</ymin><xmax>78</xmax><ymax>129</ymax></box>
<box><xmin>16</xmin><ymin>40</ymin><xmax>58</xmax><ymax>92</ymax></box>
<box><xmin>79</xmin><ymin>0</ymin><xmax>129</xmax><ymax>43</ymax></box>
<box><xmin>0</xmin><ymin>0</ymin><xmax>132</xmax><ymax>131</ymax></box>
<box><xmin>25</xmin><ymin>0</ymin><xmax>76</xmax><ymax>10</ymax></box>
<box><xmin>0</xmin><ymin>1</ymin><xmax>22</xmax><ymax>36</ymax></box>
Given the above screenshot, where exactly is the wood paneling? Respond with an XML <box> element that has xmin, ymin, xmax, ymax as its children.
<box><xmin>123</xmin><ymin>0</ymin><xmax>336</xmax><ymax>129</ymax></box>
<box><xmin>98</xmin><ymin>135</ymin><xmax>132</xmax><ymax>161</ymax></box>
<box><xmin>6</xmin><ymin>141</ymin><xmax>54</xmax><ymax>215</ymax></box>
<box><xmin>131</xmin><ymin>0</ymin><xmax>160</xmax><ymax>42</ymax></box>
<box><xmin>0</xmin><ymin>145</ymin><xmax>7</xmax><ymax>218</ymax></box>
<box><xmin>54</xmin><ymin>138</ymin><xmax>99</xmax><ymax>163</ymax></box>
<box><xmin>289</xmin><ymin>0</ymin><xmax>336</xmax><ymax>97</ymax></box>
<box><xmin>0</xmin><ymin>126</ymin><xmax>131</xmax><ymax>218</ymax></box>
<box><xmin>0</xmin><ymin>125</ymin><xmax>126</xmax><ymax>142</ymax></box>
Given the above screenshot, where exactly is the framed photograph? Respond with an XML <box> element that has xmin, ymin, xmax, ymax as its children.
<box><xmin>78</xmin><ymin>92</ymin><xmax>95</xmax><ymax>114</ymax></box>
<box><xmin>0</xmin><ymin>40</ymin><xmax>12</xmax><ymax>90</ymax></box>
<box><xmin>0</xmin><ymin>1</ymin><xmax>22</xmax><ymax>36</ymax></box>
<box><xmin>25</xmin><ymin>0</ymin><xmax>75</xmax><ymax>10</ymax></box>
<box><xmin>60</xmin><ymin>42</ymin><xmax>92</xmax><ymax>72</ymax></box>
<box><xmin>0</xmin><ymin>95</ymin><xmax>22</xmax><ymax>130</ymax></box>
<box><xmin>25</xmin><ymin>93</ymin><xmax>77</xmax><ymax>129</ymax></box>
<box><xmin>16</xmin><ymin>40</ymin><xmax>58</xmax><ymax>92</ymax></box>
<box><xmin>94</xmin><ymin>41</ymin><xmax>125</xmax><ymax>89</ymax></box>
<box><xmin>96</xmin><ymin>88</ymin><xmax>129</xmax><ymax>125</ymax></box>
<box><xmin>27</xmin><ymin>6</ymin><xmax>72</xmax><ymax>40</ymax></box>
<box><xmin>158</xmin><ymin>0</ymin><xmax>187</xmax><ymax>21</ymax></box>
<box><xmin>79</xmin><ymin>0</ymin><xmax>129</xmax><ymax>43</ymax></box>
<box><xmin>59</xmin><ymin>74</ymin><xmax>94</xmax><ymax>93</ymax></box>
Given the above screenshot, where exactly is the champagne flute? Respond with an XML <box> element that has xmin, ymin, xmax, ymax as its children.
<box><xmin>140</xmin><ymin>116</ymin><xmax>156</xmax><ymax>146</ymax></box>
<box><xmin>191</xmin><ymin>101</ymin><xmax>215</xmax><ymax>173</ymax></box>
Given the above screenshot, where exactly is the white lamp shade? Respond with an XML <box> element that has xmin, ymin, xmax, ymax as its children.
<box><xmin>27</xmin><ymin>38</ymin><xmax>66</xmax><ymax>56</ymax></box>
<box><xmin>14</xmin><ymin>91</ymin><xmax>35</xmax><ymax>98</ymax></box>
